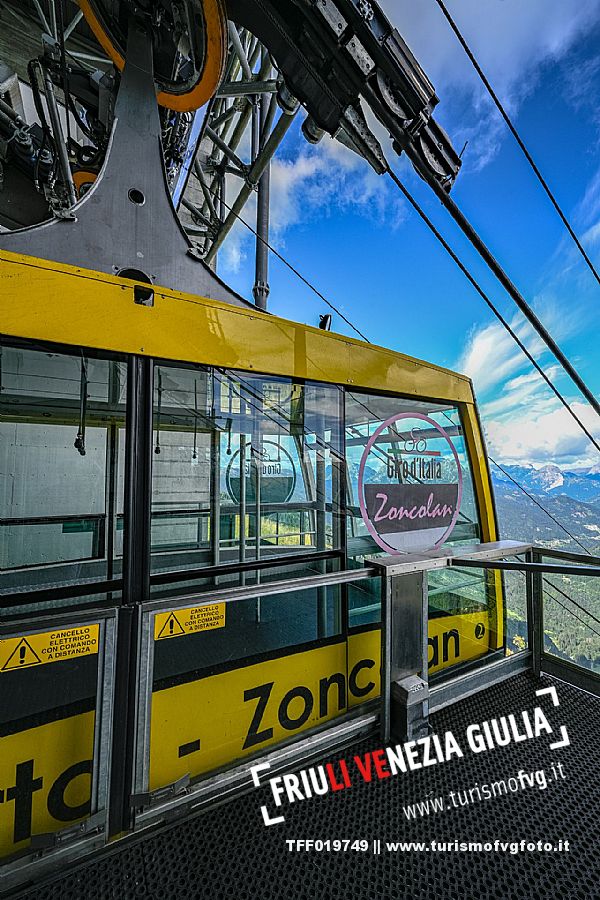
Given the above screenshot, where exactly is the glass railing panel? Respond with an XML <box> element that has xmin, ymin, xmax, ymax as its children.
<box><xmin>540</xmin><ymin>558</ymin><xmax>600</xmax><ymax>673</ymax></box>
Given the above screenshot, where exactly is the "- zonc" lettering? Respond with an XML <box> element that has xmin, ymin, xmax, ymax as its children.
<box><xmin>242</xmin><ymin>658</ymin><xmax>376</xmax><ymax>750</ymax></box>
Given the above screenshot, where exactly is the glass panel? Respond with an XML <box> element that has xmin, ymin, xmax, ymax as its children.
<box><xmin>150</xmin><ymin>365</ymin><xmax>344</xmax><ymax>582</ymax></box>
<box><xmin>0</xmin><ymin>344</ymin><xmax>126</xmax><ymax>610</ymax></box>
<box><xmin>345</xmin><ymin>392</ymin><xmax>481</xmax><ymax>558</ymax></box>
<box><xmin>541</xmin><ymin>564</ymin><xmax>600</xmax><ymax>672</ymax></box>
<box><xmin>503</xmin><ymin>569</ymin><xmax>529</xmax><ymax>655</ymax></box>
<box><xmin>345</xmin><ymin>390</ymin><xmax>498</xmax><ymax>674</ymax></box>
<box><xmin>147</xmin><ymin>575</ymin><xmax>378</xmax><ymax>790</ymax></box>
<box><xmin>153</xmin><ymin>581</ymin><xmax>342</xmax><ymax>687</ymax></box>
<box><xmin>0</xmin><ymin>616</ymin><xmax>105</xmax><ymax>861</ymax></box>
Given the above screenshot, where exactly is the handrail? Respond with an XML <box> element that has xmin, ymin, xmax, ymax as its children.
<box><xmin>446</xmin><ymin>544</ymin><xmax>600</xmax><ymax>696</ymax></box>
<box><xmin>532</xmin><ymin>546</ymin><xmax>600</xmax><ymax>565</ymax></box>
<box><xmin>150</xmin><ymin>549</ymin><xmax>342</xmax><ymax>585</ymax></box>
<box><xmin>0</xmin><ymin>513</ymin><xmax>105</xmax><ymax>526</ymax></box>
<box><xmin>144</xmin><ymin>565</ymin><xmax>378</xmax><ymax>613</ymax></box>
<box><xmin>1</xmin><ymin>549</ymin><xmax>345</xmax><ymax>604</ymax></box>
<box><xmin>451</xmin><ymin>558</ymin><xmax>600</xmax><ymax>577</ymax></box>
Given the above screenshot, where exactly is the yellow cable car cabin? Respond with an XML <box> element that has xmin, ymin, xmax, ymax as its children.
<box><xmin>0</xmin><ymin>249</ymin><xmax>502</xmax><ymax>861</ymax></box>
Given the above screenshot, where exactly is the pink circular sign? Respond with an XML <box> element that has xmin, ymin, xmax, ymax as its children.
<box><xmin>357</xmin><ymin>412</ymin><xmax>463</xmax><ymax>555</ymax></box>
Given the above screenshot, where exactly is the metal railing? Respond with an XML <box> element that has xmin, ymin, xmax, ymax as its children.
<box><xmin>450</xmin><ymin>545</ymin><xmax>600</xmax><ymax>697</ymax></box>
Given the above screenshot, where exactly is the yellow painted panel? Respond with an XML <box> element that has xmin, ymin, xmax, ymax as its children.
<box><xmin>428</xmin><ymin>611</ymin><xmax>490</xmax><ymax>674</ymax></box>
<box><xmin>149</xmin><ymin>641</ymin><xmax>351</xmax><ymax>790</ymax></box>
<box><xmin>148</xmin><ymin>613</ymin><xmax>492</xmax><ymax>791</ymax></box>
<box><xmin>347</xmin><ymin>628</ymin><xmax>380</xmax><ymax>708</ymax></box>
<box><xmin>0</xmin><ymin>712</ymin><xmax>95</xmax><ymax>858</ymax></box>
<box><xmin>347</xmin><ymin>612</ymin><xmax>490</xmax><ymax>687</ymax></box>
<box><xmin>0</xmin><ymin>251</ymin><xmax>474</xmax><ymax>403</ymax></box>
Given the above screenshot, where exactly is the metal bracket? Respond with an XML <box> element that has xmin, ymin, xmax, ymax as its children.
<box><xmin>312</xmin><ymin>0</ymin><xmax>348</xmax><ymax>38</ymax></box>
<box><xmin>345</xmin><ymin>34</ymin><xmax>375</xmax><ymax>76</ymax></box>
<box><xmin>29</xmin><ymin>812</ymin><xmax>106</xmax><ymax>853</ymax></box>
<box><xmin>131</xmin><ymin>773</ymin><xmax>191</xmax><ymax>810</ymax></box>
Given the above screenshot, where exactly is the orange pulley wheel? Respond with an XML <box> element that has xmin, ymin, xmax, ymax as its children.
<box><xmin>78</xmin><ymin>0</ymin><xmax>227</xmax><ymax>112</ymax></box>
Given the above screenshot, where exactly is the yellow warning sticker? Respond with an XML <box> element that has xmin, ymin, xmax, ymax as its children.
<box><xmin>0</xmin><ymin>625</ymin><xmax>100</xmax><ymax>672</ymax></box>
<box><xmin>154</xmin><ymin>604</ymin><xmax>226</xmax><ymax>640</ymax></box>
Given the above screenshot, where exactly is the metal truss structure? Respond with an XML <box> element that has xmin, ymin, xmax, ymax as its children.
<box><xmin>0</xmin><ymin>0</ymin><xmax>462</xmax><ymax>314</ymax></box>
<box><xmin>177</xmin><ymin>25</ymin><xmax>300</xmax><ymax>310</ymax></box>
<box><xmin>0</xmin><ymin>3</ymin><xmax>294</xmax><ymax>310</ymax></box>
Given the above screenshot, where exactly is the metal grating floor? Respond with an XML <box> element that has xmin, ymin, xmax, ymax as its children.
<box><xmin>11</xmin><ymin>673</ymin><xmax>600</xmax><ymax>900</ymax></box>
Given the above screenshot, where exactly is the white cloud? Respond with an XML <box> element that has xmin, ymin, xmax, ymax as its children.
<box><xmin>454</xmin><ymin>302</ymin><xmax>572</xmax><ymax>396</ymax></box>
<box><xmin>455</xmin><ymin>292</ymin><xmax>598</xmax><ymax>466</ymax></box>
<box><xmin>220</xmin><ymin>128</ymin><xmax>406</xmax><ymax>276</ymax></box>
<box><xmin>487</xmin><ymin>400</ymin><xmax>600</xmax><ymax>467</ymax></box>
<box><xmin>218</xmin><ymin>0</ymin><xmax>600</xmax><ymax>275</ymax></box>
<box><xmin>387</xmin><ymin>0</ymin><xmax>600</xmax><ymax>96</ymax></box>
<box><xmin>481</xmin><ymin>366</ymin><xmax>562</xmax><ymax>420</ymax></box>
<box><xmin>382</xmin><ymin>0</ymin><xmax>600</xmax><ymax>170</ymax></box>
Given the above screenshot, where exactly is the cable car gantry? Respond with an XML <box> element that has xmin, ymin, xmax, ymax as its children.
<box><xmin>0</xmin><ymin>2</ymin><xmax>599</xmax><ymax>895</ymax></box>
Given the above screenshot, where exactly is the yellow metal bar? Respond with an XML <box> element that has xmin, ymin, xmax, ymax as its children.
<box><xmin>0</xmin><ymin>250</ymin><xmax>474</xmax><ymax>403</ymax></box>
<box><xmin>461</xmin><ymin>401</ymin><xmax>504</xmax><ymax>650</ymax></box>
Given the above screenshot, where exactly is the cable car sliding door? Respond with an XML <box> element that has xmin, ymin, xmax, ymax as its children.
<box><xmin>133</xmin><ymin>364</ymin><xmax>379</xmax><ymax>811</ymax></box>
<box><xmin>0</xmin><ymin>343</ymin><xmax>124</xmax><ymax>880</ymax></box>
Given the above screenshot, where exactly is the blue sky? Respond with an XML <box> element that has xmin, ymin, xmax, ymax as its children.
<box><xmin>218</xmin><ymin>0</ymin><xmax>600</xmax><ymax>470</ymax></box>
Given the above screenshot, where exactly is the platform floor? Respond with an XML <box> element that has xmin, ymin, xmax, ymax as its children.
<box><xmin>12</xmin><ymin>672</ymin><xmax>600</xmax><ymax>900</ymax></box>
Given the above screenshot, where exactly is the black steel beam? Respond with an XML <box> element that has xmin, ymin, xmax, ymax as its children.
<box><xmin>109</xmin><ymin>355</ymin><xmax>153</xmax><ymax>837</ymax></box>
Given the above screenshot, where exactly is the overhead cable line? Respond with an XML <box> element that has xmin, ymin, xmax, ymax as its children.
<box><xmin>189</xmin><ymin>187</ymin><xmax>370</xmax><ymax>342</ymax></box>
<box><xmin>433</xmin><ymin>0</ymin><xmax>600</xmax><ymax>290</ymax></box>
<box><xmin>542</xmin><ymin>578</ymin><xmax>600</xmax><ymax>634</ymax></box>
<box><xmin>195</xmin><ymin>165</ymin><xmax>600</xmax><ymax>454</ymax></box>
<box><xmin>193</xmin><ymin>180</ymin><xmax>598</xmax><ymax>634</ymax></box>
<box><xmin>385</xmin><ymin>169</ymin><xmax>600</xmax><ymax>455</ymax></box>
<box><xmin>543</xmin><ymin>587</ymin><xmax>600</xmax><ymax>640</ymax></box>
<box><xmin>192</xmin><ymin>162</ymin><xmax>600</xmax><ymax>561</ymax></box>
<box><xmin>489</xmin><ymin>457</ymin><xmax>593</xmax><ymax>555</ymax></box>
<box><xmin>387</xmin><ymin>164</ymin><xmax>600</xmax><ymax>423</ymax></box>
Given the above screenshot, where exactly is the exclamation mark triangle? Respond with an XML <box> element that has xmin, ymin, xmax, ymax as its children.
<box><xmin>157</xmin><ymin>612</ymin><xmax>185</xmax><ymax>639</ymax></box>
<box><xmin>2</xmin><ymin>638</ymin><xmax>42</xmax><ymax>670</ymax></box>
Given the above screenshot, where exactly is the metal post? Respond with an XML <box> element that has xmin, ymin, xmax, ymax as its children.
<box><xmin>205</xmin><ymin>105</ymin><xmax>299</xmax><ymax>265</ymax></box>
<box><xmin>253</xmin><ymin>432</ymin><xmax>262</xmax><ymax>622</ymax></box>
<box><xmin>253</xmin><ymin>53</ymin><xmax>272</xmax><ymax>310</ymax></box>
<box><xmin>239</xmin><ymin>434</ymin><xmax>247</xmax><ymax>587</ymax></box>
<box><xmin>316</xmin><ymin>406</ymin><xmax>328</xmax><ymax>638</ymax></box>
<box><xmin>48</xmin><ymin>0</ymin><xmax>57</xmax><ymax>38</ymax></box>
<box><xmin>105</xmin><ymin>424</ymin><xmax>118</xmax><ymax>583</ymax></box>
<box><xmin>105</xmin><ymin>360</ymin><xmax>121</xmax><ymax>589</ymax></box>
<box><xmin>372</xmin><ymin>560</ymin><xmax>430</xmax><ymax>744</ymax></box>
<box><xmin>193</xmin><ymin>48</ymin><xmax>270</xmax><ymax>230</ymax></box>
<box><xmin>228</xmin><ymin>21</ymin><xmax>253</xmax><ymax>81</ymax></box>
<box><xmin>239</xmin><ymin>434</ymin><xmax>247</xmax><ymax>561</ymax></box>
<box><xmin>42</xmin><ymin>65</ymin><xmax>77</xmax><ymax>208</ymax></box>
<box><xmin>525</xmin><ymin>548</ymin><xmax>534</xmax><ymax>656</ymax></box>
<box><xmin>381</xmin><ymin>572</ymin><xmax>392</xmax><ymax>744</ymax></box>
<box><xmin>210</xmin><ymin>426</ymin><xmax>221</xmax><ymax>567</ymax></box>
<box><xmin>531</xmin><ymin>548</ymin><xmax>543</xmax><ymax>678</ymax></box>
<box><xmin>109</xmin><ymin>354</ymin><xmax>153</xmax><ymax>836</ymax></box>
<box><xmin>123</xmin><ymin>356</ymin><xmax>153</xmax><ymax>603</ymax></box>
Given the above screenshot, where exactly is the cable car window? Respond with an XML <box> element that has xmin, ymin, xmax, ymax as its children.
<box><xmin>0</xmin><ymin>343</ymin><xmax>127</xmax><ymax>610</ymax></box>
<box><xmin>345</xmin><ymin>391</ymin><xmax>491</xmax><ymax>646</ymax></box>
<box><xmin>150</xmin><ymin>365</ymin><xmax>344</xmax><ymax>584</ymax></box>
